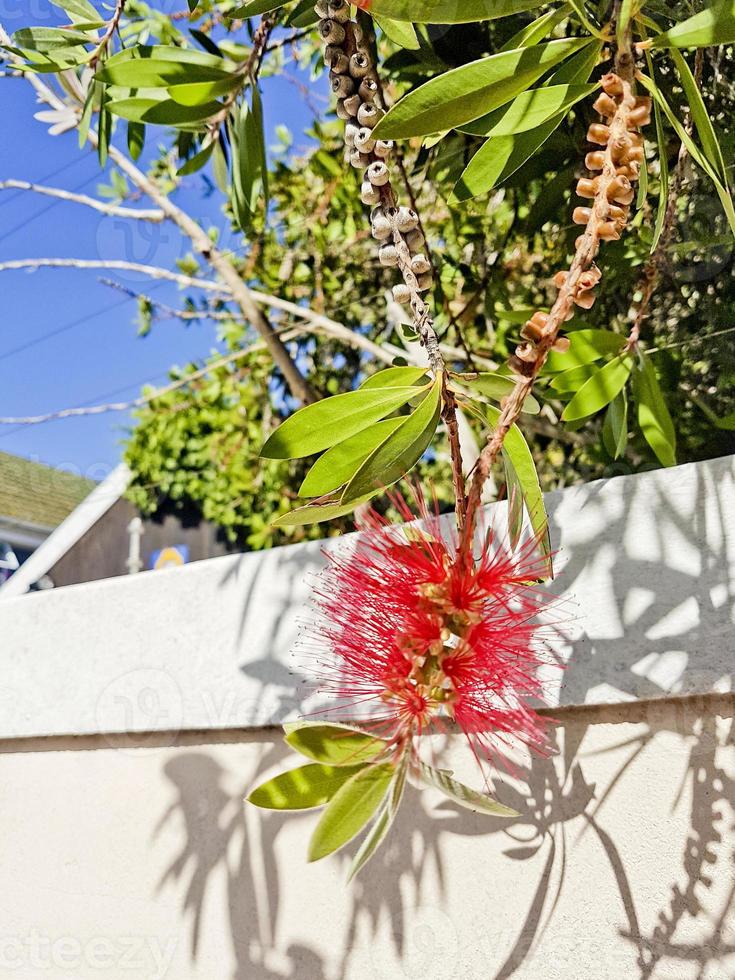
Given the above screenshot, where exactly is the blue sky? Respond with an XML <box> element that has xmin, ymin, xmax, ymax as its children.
<box><xmin>0</xmin><ymin>18</ymin><xmax>321</xmax><ymax>482</ymax></box>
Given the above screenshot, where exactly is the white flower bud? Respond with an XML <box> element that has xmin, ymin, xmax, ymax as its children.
<box><xmin>371</xmin><ymin>214</ymin><xmax>392</xmax><ymax>240</ymax></box>
<box><xmin>366</xmin><ymin>161</ymin><xmax>389</xmax><ymax>187</ymax></box>
<box><xmin>393</xmin><ymin>284</ymin><xmax>412</xmax><ymax>304</ymax></box>
<box><xmin>344</xmin><ymin>122</ymin><xmax>359</xmax><ymax>147</ymax></box>
<box><xmin>410</xmin><ymin>254</ymin><xmax>431</xmax><ymax>275</ymax></box>
<box><xmin>405</xmin><ymin>229</ymin><xmax>425</xmax><ymax>252</ymax></box>
<box><xmin>350</xmin><ymin>149</ymin><xmax>370</xmax><ymax>169</ymax></box>
<box><xmin>331</xmin><ymin>73</ymin><xmax>355</xmax><ymax>98</ymax></box>
<box><xmin>357</xmin><ymin>103</ymin><xmax>382</xmax><ymax>128</ymax></box>
<box><xmin>373</xmin><ymin>140</ymin><xmax>393</xmax><ymax>159</ymax></box>
<box><xmin>379</xmin><ymin>244</ymin><xmax>399</xmax><ymax>267</ymax></box>
<box><xmin>359</xmin><ymin>78</ymin><xmax>379</xmax><ymax>103</ymax></box>
<box><xmin>361</xmin><ymin>181</ymin><xmax>381</xmax><ymax>206</ymax></box>
<box><xmin>396</xmin><ymin>207</ymin><xmax>419</xmax><ymax>233</ymax></box>
<box><xmin>349</xmin><ymin>52</ymin><xmax>371</xmax><ymax>79</ymax></box>
<box><xmin>354</xmin><ymin>126</ymin><xmax>376</xmax><ymax>153</ymax></box>
<box><xmin>328</xmin><ymin>0</ymin><xmax>350</xmax><ymax>21</ymax></box>
<box><xmin>319</xmin><ymin>19</ymin><xmax>346</xmax><ymax>44</ymax></box>
<box><xmin>342</xmin><ymin>94</ymin><xmax>361</xmax><ymax>118</ymax></box>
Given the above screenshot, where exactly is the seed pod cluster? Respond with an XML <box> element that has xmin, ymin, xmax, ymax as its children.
<box><xmin>509</xmin><ymin>72</ymin><xmax>651</xmax><ymax>377</ymax></box>
<box><xmin>314</xmin><ymin>0</ymin><xmax>435</xmax><ymax>305</ymax></box>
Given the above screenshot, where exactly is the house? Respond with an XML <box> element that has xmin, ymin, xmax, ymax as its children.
<box><xmin>0</xmin><ymin>461</ymin><xmax>237</xmax><ymax>597</ymax></box>
<box><xmin>0</xmin><ymin>450</ymin><xmax>94</xmax><ymax>586</ymax></box>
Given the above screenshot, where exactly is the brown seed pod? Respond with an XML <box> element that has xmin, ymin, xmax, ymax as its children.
<box><xmin>574</xmin><ymin>289</ymin><xmax>597</xmax><ymax>310</ymax></box>
<box><xmin>405</xmin><ymin>229</ymin><xmax>425</xmax><ymax>252</ymax></box>
<box><xmin>324</xmin><ymin>46</ymin><xmax>348</xmax><ymax>71</ymax></box>
<box><xmin>359</xmin><ymin>77</ymin><xmax>379</xmax><ymax>103</ymax></box>
<box><xmin>593</xmin><ymin>92</ymin><xmax>618</xmax><ymax>118</ymax></box>
<box><xmin>396</xmin><ymin>207</ymin><xmax>419</xmax><ymax>233</ymax></box>
<box><xmin>343</xmin><ymin>94</ymin><xmax>361</xmax><ymax>118</ymax></box>
<box><xmin>373</xmin><ymin>140</ymin><xmax>393</xmax><ymax>159</ymax></box>
<box><xmin>360</xmin><ymin>180</ymin><xmax>381</xmax><ymax>206</ymax></box>
<box><xmin>357</xmin><ymin>103</ymin><xmax>382</xmax><ymax>128</ymax></box>
<box><xmin>327</xmin><ymin>0</ymin><xmax>351</xmax><ymax>22</ymax></box>
<box><xmin>331</xmin><ymin>73</ymin><xmax>355</xmax><ymax>98</ymax></box>
<box><xmin>573</xmin><ymin>206</ymin><xmax>593</xmax><ymax>226</ymax></box>
<box><xmin>417</xmin><ymin>272</ymin><xmax>434</xmax><ymax>292</ymax></box>
<box><xmin>600</xmin><ymin>72</ymin><xmax>624</xmax><ymax>97</ymax></box>
<box><xmin>366</xmin><ymin>161</ymin><xmax>390</xmax><ymax>186</ymax></box>
<box><xmin>319</xmin><ymin>19</ymin><xmax>346</xmax><ymax>44</ymax></box>
<box><xmin>393</xmin><ymin>284</ymin><xmax>411</xmax><ymax>304</ymax></box>
<box><xmin>552</xmin><ymin>336</ymin><xmax>571</xmax><ymax>353</ymax></box>
<box><xmin>354</xmin><ymin>127</ymin><xmax>376</xmax><ymax>153</ymax></box>
<box><xmin>350</xmin><ymin>149</ymin><xmax>370</xmax><ymax>169</ymax></box>
<box><xmin>344</xmin><ymin>122</ymin><xmax>359</xmax><ymax>147</ymax></box>
<box><xmin>585</xmin><ymin>150</ymin><xmax>606</xmax><ymax>171</ymax></box>
<box><xmin>553</xmin><ymin>270</ymin><xmax>569</xmax><ymax>289</ymax></box>
<box><xmin>410</xmin><ymin>254</ymin><xmax>432</xmax><ymax>275</ymax></box>
<box><xmin>379</xmin><ymin>244</ymin><xmax>399</xmax><ymax>267</ymax></box>
<box><xmin>587</xmin><ymin>123</ymin><xmax>611</xmax><ymax>145</ymax></box>
<box><xmin>349</xmin><ymin>52</ymin><xmax>371</xmax><ymax>79</ymax></box>
<box><xmin>315</xmin><ymin>0</ymin><xmax>330</xmax><ymax>16</ymax></box>
<box><xmin>598</xmin><ymin>221</ymin><xmax>622</xmax><ymax>241</ymax></box>
<box><xmin>628</xmin><ymin>103</ymin><xmax>652</xmax><ymax>128</ymax></box>
<box><xmin>335</xmin><ymin>100</ymin><xmax>352</xmax><ymax>121</ymax></box>
<box><xmin>576</xmin><ymin>177</ymin><xmax>598</xmax><ymax>199</ymax></box>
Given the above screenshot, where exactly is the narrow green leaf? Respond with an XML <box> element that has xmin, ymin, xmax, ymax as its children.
<box><xmin>544</xmin><ymin>329</ymin><xmax>625</xmax><ymax>373</ymax></box>
<box><xmin>107</xmin><ymin>97</ymin><xmax>222</xmax><ymax>125</ymax></box>
<box><xmin>299</xmin><ymin>418</ymin><xmax>404</xmax><ymax>497</ymax></box>
<box><xmin>247</xmin><ymin>763</ymin><xmax>365</xmax><ymax>810</ymax></box>
<box><xmin>350</xmin><ymin>0</ymin><xmax>542</xmax><ymax>23</ymax></box>
<box><xmin>617</xmin><ymin>0</ymin><xmax>635</xmax><ymax>49</ymax></box>
<box><xmin>167</xmin><ymin>76</ymin><xmax>242</xmax><ymax>106</ymax></box>
<box><xmin>271</xmin><ymin>492</ymin><xmax>377</xmax><ymax>527</ymax></box>
<box><xmin>653</xmin><ymin>1</ymin><xmax>735</xmax><ymax>48</ymax></box>
<box><xmin>476</xmin><ymin>83</ymin><xmax>597</xmax><ymax>138</ymax></box>
<box><xmin>504</xmin><ymin>455</ymin><xmax>525</xmax><ymax>550</ymax></box>
<box><xmin>602</xmin><ymin>390</ymin><xmax>628</xmax><ymax>459</ymax></box>
<box><xmin>177</xmin><ymin>138</ymin><xmax>216</xmax><ymax>176</ymax></box>
<box><xmin>261</xmin><ymin>385</ymin><xmax>426</xmax><ymax>459</ymax></box>
<box><xmin>342</xmin><ymin>380</ymin><xmax>441</xmax><ymax>502</ymax></box>
<box><xmin>229</xmin><ymin>0</ymin><xmax>283</xmax><ymax>16</ymax></box>
<box><xmin>13</xmin><ymin>26</ymin><xmax>92</xmax><ymax>51</ymax></box>
<box><xmin>487</xmin><ymin>406</ymin><xmax>552</xmax><ymax>572</ymax></box>
<box><xmin>419</xmin><ymin>763</ymin><xmax>519</xmax><ymax>816</ymax></box>
<box><xmin>372</xmin><ymin>38</ymin><xmax>591</xmax><ymax>139</ymax></box>
<box><xmin>96</xmin><ymin>46</ymin><xmax>235</xmax><ymax>87</ymax></box>
<box><xmin>285</xmin><ymin>724</ymin><xmax>386</xmax><ymax>766</ymax></box>
<box><xmin>457</xmin><ymin>372</ymin><xmax>540</xmax><ymax>413</ymax></box>
<box><xmin>127</xmin><ymin>121</ymin><xmax>145</xmax><ymax>161</ymax></box>
<box><xmin>668</xmin><ymin>47</ymin><xmax>727</xmax><ymax>182</ymax></box>
<box><xmin>548</xmin><ymin>362</ymin><xmax>600</xmax><ymax>392</ymax></box>
<box><xmin>500</xmin><ymin>5</ymin><xmax>573</xmax><ymax>51</ymax></box>
<box><xmin>562</xmin><ymin>355</ymin><xmax>634</xmax><ymax>422</ymax></box>
<box><xmin>649</xmin><ymin>57</ymin><xmax>670</xmax><ymax>251</ymax></box>
<box><xmin>348</xmin><ymin>751</ymin><xmax>409</xmax><ymax>881</ymax></box>
<box><xmin>360</xmin><ymin>366</ymin><xmax>429</xmax><ymax>389</ymax></box>
<box><xmin>633</xmin><ymin>357</ymin><xmax>677</xmax><ymax>467</ymax></box>
<box><xmin>50</xmin><ymin>0</ymin><xmax>103</xmax><ymax>23</ymax></box>
<box><xmin>308</xmin><ymin>763</ymin><xmax>396</xmax><ymax>862</ymax></box>
<box><xmin>375</xmin><ymin>16</ymin><xmax>420</xmax><ymax>49</ymax></box>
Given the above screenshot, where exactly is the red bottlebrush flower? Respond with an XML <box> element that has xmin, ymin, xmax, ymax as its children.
<box><xmin>304</xmin><ymin>491</ymin><xmax>560</xmax><ymax>771</ymax></box>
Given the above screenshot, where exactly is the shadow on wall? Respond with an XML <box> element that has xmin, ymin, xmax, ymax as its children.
<box><xmin>154</xmin><ymin>458</ymin><xmax>735</xmax><ymax>979</ymax></box>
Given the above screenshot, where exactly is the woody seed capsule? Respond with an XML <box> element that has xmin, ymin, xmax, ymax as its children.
<box><xmin>585</xmin><ymin>151</ymin><xmax>606</xmax><ymax>171</ymax></box>
<box><xmin>335</xmin><ymin>100</ymin><xmax>352</xmax><ymax>121</ymax></box>
<box><xmin>344</xmin><ymin>122</ymin><xmax>359</xmax><ymax>147</ymax></box>
<box><xmin>393</xmin><ymin>284</ymin><xmax>411</xmax><ymax>304</ymax></box>
<box><xmin>628</xmin><ymin>103</ymin><xmax>652</xmax><ymax>128</ymax></box>
<box><xmin>360</xmin><ymin>181</ymin><xmax>381</xmax><ymax>206</ymax></box>
<box><xmin>410</xmin><ymin>254</ymin><xmax>431</xmax><ymax>275</ymax></box>
<box><xmin>553</xmin><ymin>336</ymin><xmax>571</xmax><ymax>353</ymax></box>
<box><xmin>573</xmin><ymin>206</ymin><xmax>593</xmax><ymax>225</ymax></box>
<box><xmin>576</xmin><ymin>177</ymin><xmax>598</xmax><ymax>199</ymax></box>
<box><xmin>607</xmin><ymin>175</ymin><xmax>634</xmax><ymax>205</ymax></box>
<box><xmin>379</xmin><ymin>244</ymin><xmax>399</xmax><ymax>267</ymax></box>
<box><xmin>331</xmin><ymin>73</ymin><xmax>355</xmax><ymax>98</ymax></box>
<box><xmin>587</xmin><ymin>123</ymin><xmax>611</xmax><ymax>145</ymax></box>
<box><xmin>371</xmin><ymin>215</ymin><xmax>392</xmax><ymax>240</ymax></box>
<box><xmin>405</xmin><ymin>229</ymin><xmax>425</xmax><ymax>252</ymax></box>
<box><xmin>373</xmin><ymin>140</ymin><xmax>393</xmax><ymax>159</ymax></box>
<box><xmin>366</xmin><ymin>161</ymin><xmax>389</xmax><ymax>186</ymax></box>
<box><xmin>396</xmin><ymin>207</ymin><xmax>419</xmax><ymax>233</ymax></box>
<box><xmin>574</xmin><ymin>289</ymin><xmax>597</xmax><ymax>310</ymax></box>
<box><xmin>358</xmin><ymin>103</ymin><xmax>382</xmax><ymax>128</ymax></box>
<box><xmin>598</xmin><ymin>221</ymin><xmax>621</xmax><ymax>241</ymax></box>
<box><xmin>417</xmin><ymin>272</ymin><xmax>434</xmax><ymax>292</ymax></box>
<box><xmin>349</xmin><ymin>52</ymin><xmax>371</xmax><ymax>79</ymax></box>
<box><xmin>319</xmin><ymin>19</ymin><xmax>346</xmax><ymax>44</ymax></box>
<box><xmin>327</xmin><ymin>0</ymin><xmax>351</xmax><ymax>21</ymax></box>
<box><xmin>593</xmin><ymin>92</ymin><xmax>618</xmax><ymax>118</ymax></box>
<box><xmin>324</xmin><ymin>45</ymin><xmax>347</xmax><ymax>69</ymax></box>
<box><xmin>350</xmin><ymin>149</ymin><xmax>370</xmax><ymax>169</ymax></box>
<box><xmin>343</xmin><ymin>94</ymin><xmax>361</xmax><ymax>118</ymax></box>
<box><xmin>315</xmin><ymin>0</ymin><xmax>329</xmax><ymax>16</ymax></box>
<box><xmin>359</xmin><ymin>78</ymin><xmax>379</xmax><ymax>103</ymax></box>
<box><xmin>600</xmin><ymin>72</ymin><xmax>624</xmax><ymax>97</ymax></box>
<box><xmin>354</xmin><ymin>127</ymin><xmax>376</xmax><ymax>153</ymax></box>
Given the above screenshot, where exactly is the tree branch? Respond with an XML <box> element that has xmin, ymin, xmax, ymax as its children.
<box><xmin>0</xmin><ymin>179</ymin><xmax>165</xmax><ymax>220</ymax></box>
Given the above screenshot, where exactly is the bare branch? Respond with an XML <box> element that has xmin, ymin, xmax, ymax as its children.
<box><xmin>0</xmin><ymin>179</ymin><xmax>165</xmax><ymax>220</ymax></box>
<box><xmin>0</xmin><ymin>257</ymin><xmax>222</xmax><ymax>291</ymax></box>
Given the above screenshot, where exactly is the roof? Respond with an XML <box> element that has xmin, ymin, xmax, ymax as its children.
<box><xmin>0</xmin><ymin>451</ymin><xmax>96</xmax><ymax>530</ymax></box>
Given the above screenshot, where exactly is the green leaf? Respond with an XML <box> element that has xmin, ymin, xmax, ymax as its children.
<box><xmin>457</xmin><ymin>372</ymin><xmax>540</xmax><ymax>413</ymax></box>
<box><xmin>487</xmin><ymin>406</ymin><xmax>552</xmax><ymax>573</ymax></box>
<box><xmin>354</xmin><ymin>0</ymin><xmax>542</xmax><ymax>23</ymax></box>
<box><xmin>561</xmin><ymin>355</ymin><xmax>634</xmax><ymax>422</ymax></box>
<box><xmin>261</xmin><ymin>385</ymin><xmax>426</xmax><ymax>459</ymax></box>
<box><xmin>50</xmin><ymin>0</ymin><xmax>103</xmax><ymax>24</ymax></box>
<box><xmin>96</xmin><ymin>46</ymin><xmax>235</xmax><ymax>87</ymax></box>
<box><xmin>649</xmin><ymin>58</ymin><xmax>670</xmax><ymax>251</ymax></box>
<box><xmin>617</xmin><ymin>0</ymin><xmax>635</xmax><ymax>48</ymax></box>
<box><xmin>419</xmin><ymin>763</ymin><xmax>519</xmax><ymax>816</ymax></box>
<box><xmin>471</xmin><ymin>83</ymin><xmax>597</xmax><ymax>138</ymax></box>
<box><xmin>653</xmin><ymin>1</ymin><xmax>735</xmax><ymax>48</ymax></box>
<box><xmin>451</xmin><ymin>42</ymin><xmax>601</xmax><ymax>199</ymax></box>
<box><xmin>638</xmin><ymin>73</ymin><xmax>735</xmax><ymax>236</ymax></box>
<box><xmin>633</xmin><ymin>357</ymin><xmax>677</xmax><ymax>467</ymax></box>
<box><xmin>247</xmin><ymin>763</ymin><xmax>365</xmax><ymax>810</ymax></box>
<box><xmin>668</xmin><ymin>47</ymin><xmax>727</xmax><ymax>182</ymax></box>
<box><xmin>106</xmin><ymin>97</ymin><xmax>222</xmax><ymax>125</ymax></box>
<box><xmin>229</xmin><ymin>0</ymin><xmax>283</xmax><ymax>16</ymax></box>
<box><xmin>504</xmin><ymin>455</ymin><xmax>525</xmax><ymax>550</ymax></box>
<box><xmin>500</xmin><ymin>5</ymin><xmax>573</xmax><ymax>51</ymax></box>
<box><xmin>544</xmin><ymin>329</ymin><xmax>625</xmax><ymax>373</ymax></box>
<box><xmin>602</xmin><ymin>390</ymin><xmax>628</xmax><ymax>459</ymax></box>
<box><xmin>177</xmin><ymin>138</ymin><xmax>216</xmax><ymax>176</ymax></box>
<box><xmin>308</xmin><ymin>763</ymin><xmax>396</xmax><ymax>862</ymax></box>
<box><xmin>548</xmin><ymin>362</ymin><xmax>600</xmax><ymax>392</ymax></box>
<box><xmin>127</xmin><ymin>121</ymin><xmax>145</xmax><ymax>161</ymax></box>
<box><xmin>271</xmin><ymin>493</ymin><xmax>377</xmax><ymax>527</ymax></box>
<box><xmin>13</xmin><ymin>26</ymin><xmax>92</xmax><ymax>51</ymax></box>
<box><xmin>299</xmin><ymin>418</ymin><xmax>404</xmax><ymax>497</ymax></box>
<box><xmin>167</xmin><ymin>77</ymin><xmax>242</xmax><ymax>106</ymax></box>
<box><xmin>285</xmin><ymin>724</ymin><xmax>386</xmax><ymax>766</ymax></box>
<box><xmin>348</xmin><ymin>751</ymin><xmax>409</xmax><ymax>881</ymax></box>
<box><xmin>360</xmin><ymin>366</ymin><xmax>429</xmax><ymax>389</ymax></box>
<box><xmin>342</xmin><ymin>379</ymin><xmax>441</xmax><ymax>502</ymax></box>
<box><xmin>375</xmin><ymin>16</ymin><xmax>420</xmax><ymax>49</ymax></box>
<box><xmin>371</xmin><ymin>38</ymin><xmax>591</xmax><ymax>139</ymax></box>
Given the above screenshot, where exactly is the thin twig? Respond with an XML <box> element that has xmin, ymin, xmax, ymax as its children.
<box><xmin>0</xmin><ymin>179</ymin><xmax>165</xmax><ymax>220</ymax></box>
<box><xmin>88</xmin><ymin>0</ymin><xmax>126</xmax><ymax>71</ymax></box>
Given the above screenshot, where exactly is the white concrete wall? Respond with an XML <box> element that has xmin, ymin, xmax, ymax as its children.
<box><xmin>0</xmin><ymin>457</ymin><xmax>734</xmax><ymax>979</ymax></box>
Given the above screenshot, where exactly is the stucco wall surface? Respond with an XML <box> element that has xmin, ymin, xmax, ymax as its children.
<box><xmin>0</xmin><ymin>697</ymin><xmax>733</xmax><ymax>980</ymax></box>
